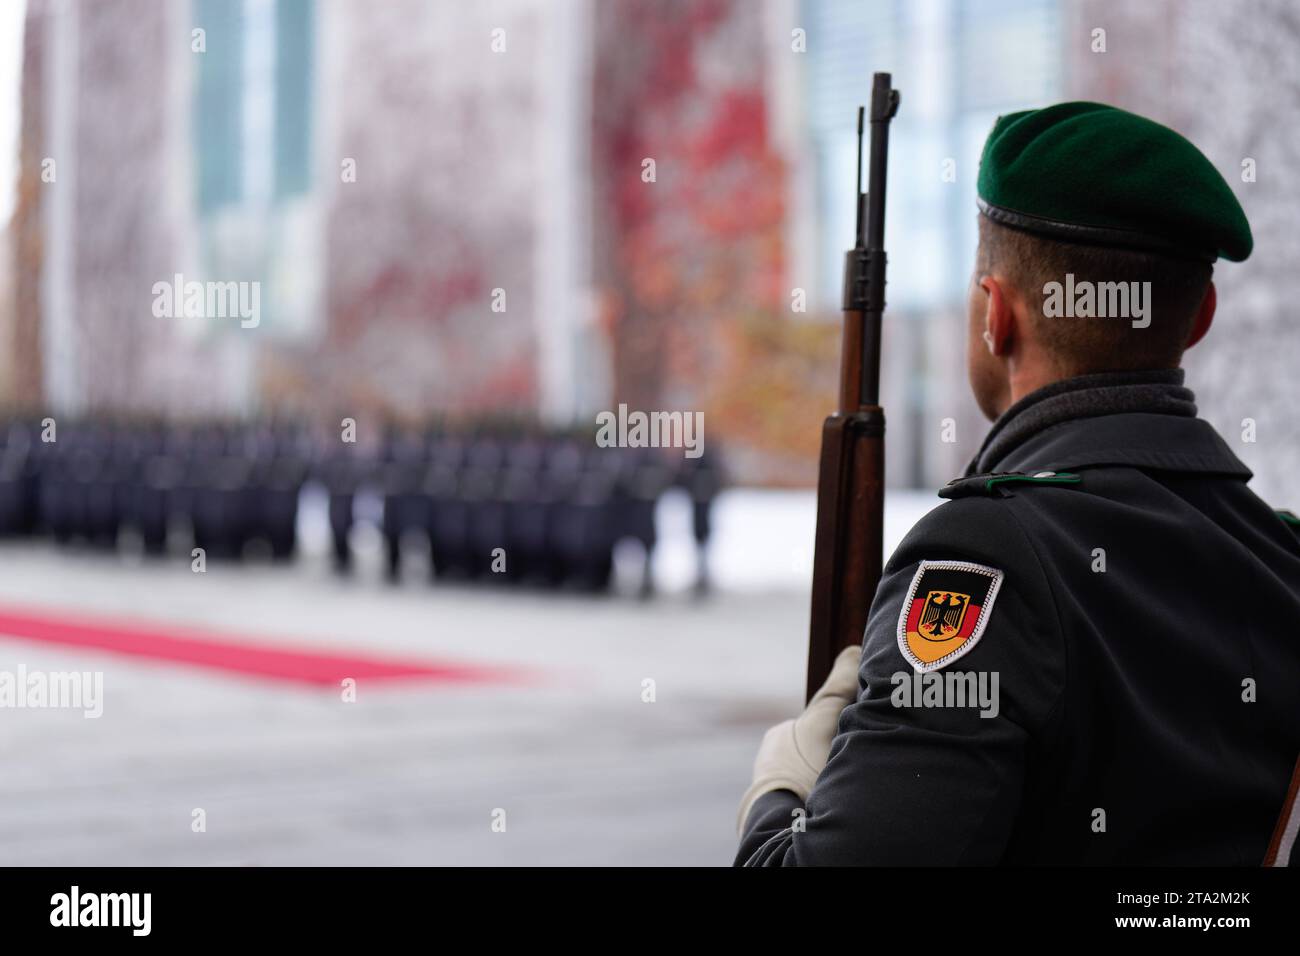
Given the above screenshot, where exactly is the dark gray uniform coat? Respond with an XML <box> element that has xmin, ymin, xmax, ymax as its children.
<box><xmin>738</xmin><ymin>371</ymin><xmax>1300</xmax><ymax>865</ymax></box>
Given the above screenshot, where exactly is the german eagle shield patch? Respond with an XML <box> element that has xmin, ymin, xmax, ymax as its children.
<box><xmin>897</xmin><ymin>560</ymin><xmax>1004</xmax><ymax>672</ymax></box>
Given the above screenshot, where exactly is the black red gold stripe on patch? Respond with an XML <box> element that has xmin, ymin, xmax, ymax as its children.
<box><xmin>896</xmin><ymin>560</ymin><xmax>1004</xmax><ymax>672</ymax></box>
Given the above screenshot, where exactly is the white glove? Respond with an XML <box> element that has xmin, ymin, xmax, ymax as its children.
<box><xmin>736</xmin><ymin>644</ymin><xmax>862</xmax><ymax>835</ymax></box>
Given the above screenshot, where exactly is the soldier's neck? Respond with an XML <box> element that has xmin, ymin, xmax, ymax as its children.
<box><xmin>1000</xmin><ymin>358</ymin><xmax>1067</xmax><ymax>416</ymax></box>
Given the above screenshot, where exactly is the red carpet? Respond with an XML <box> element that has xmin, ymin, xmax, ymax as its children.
<box><xmin>0</xmin><ymin>604</ymin><xmax>523</xmax><ymax>687</ymax></box>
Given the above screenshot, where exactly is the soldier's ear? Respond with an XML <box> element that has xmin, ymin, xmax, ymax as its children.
<box><xmin>1184</xmin><ymin>281</ymin><xmax>1216</xmax><ymax>351</ymax></box>
<box><xmin>978</xmin><ymin>275</ymin><xmax>1013</xmax><ymax>357</ymax></box>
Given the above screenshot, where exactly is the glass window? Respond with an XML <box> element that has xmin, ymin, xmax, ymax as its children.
<box><xmin>194</xmin><ymin>0</ymin><xmax>244</xmax><ymax>213</ymax></box>
<box><xmin>192</xmin><ymin>0</ymin><xmax>314</xmax><ymax>212</ymax></box>
<box><xmin>802</xmin><ymin>0</ymin><xmax>1061</xmax><ymax>312</ymax></box>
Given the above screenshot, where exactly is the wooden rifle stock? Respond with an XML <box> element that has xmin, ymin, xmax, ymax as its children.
<box><xmin>805</xmin><ymin>74</ymin><xmax>900</xmax><ymax>702</ymax></box>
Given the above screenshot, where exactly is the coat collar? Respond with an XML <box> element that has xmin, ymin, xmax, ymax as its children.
<box><xmin>967</xmin><ymin>369</ymin><xmax>1251</xmax><ymax>480</ymax></box>
<box><xmin>990</xmin><ymin>412</ymin><xmax>1252</xmax><ymax>480</ymax></box>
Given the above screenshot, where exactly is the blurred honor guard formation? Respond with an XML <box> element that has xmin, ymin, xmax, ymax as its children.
<box><xmin>0</xmin><ymin>421</ymin><xmax>723</xmax><ymax>595</ymax></box>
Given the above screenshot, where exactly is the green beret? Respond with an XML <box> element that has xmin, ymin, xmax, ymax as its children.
<box><xmin>977</xmin><ymin>102</ymin><xmax>1252</xmax><ymax>262</ymax></box>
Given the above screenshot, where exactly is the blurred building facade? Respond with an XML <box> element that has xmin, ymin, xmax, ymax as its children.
<box><xmin>10</xmin><ymin>0</ymin><xmax>592</xmax><ymax>425</ymax></box>
<box><xmin>1065</xmin><ymin>0</ymin><xmax>1300</xmax><ymax>505</ymax></box>
<box><xmin>4</xmin><ymin>0</ymin><xmax>1294</xmax><ymax>500</ymax></box>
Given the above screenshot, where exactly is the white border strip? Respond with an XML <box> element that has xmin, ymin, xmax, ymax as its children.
<box><xmin>1269</xmin><ymin>786</ymin><xmax>1299</xmax><ymax>867</ymax></box>
<box><xmin>896</xmin><ymin>559</ymin><xmax>1004</xmax><ymax>673</ymax></box>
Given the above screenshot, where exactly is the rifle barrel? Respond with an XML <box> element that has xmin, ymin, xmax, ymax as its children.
<box><xmin>805</xmin><ymin>72</ymin><xmax>899</xmax><ymax>703</ymax></box>
<box><xmin>859</xmin><ymin>74</ymin><xmax>898</xmax><ymax>407</ymax></box>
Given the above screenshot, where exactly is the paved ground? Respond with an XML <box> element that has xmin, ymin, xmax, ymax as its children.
<box><xmin>0</xmin><ymin>489</ymin><xmax>938</xmax><ymax>866</ymax></box>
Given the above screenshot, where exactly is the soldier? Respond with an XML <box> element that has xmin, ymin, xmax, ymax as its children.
<box><xmin>737</xmin><ymin>102</ymin><xmax>1300</xmax><ymax>865</ymax></box>
<box><xmin>678</xmin><ymin>447</ymin><xmax>723</xmax><ymax>596</ymax></box>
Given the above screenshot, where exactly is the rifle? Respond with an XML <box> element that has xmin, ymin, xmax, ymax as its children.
<box><xmin>805</xmin><ymin>73</ymin><xmax>900</xmax><ymax>702</ymax></box>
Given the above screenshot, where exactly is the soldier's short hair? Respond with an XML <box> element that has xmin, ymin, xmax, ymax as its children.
<box><xmin>977</xmin><ymin>214</ymin><xmax>1213</xmax><ymax>374</ymax></box>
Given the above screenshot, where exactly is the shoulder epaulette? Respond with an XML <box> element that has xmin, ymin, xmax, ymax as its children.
<box><xmin>939</xmin><ymin>470</ymin><xmax>1082</xmax><ymax>500</ymax></box>
<box><xmin>1277</xmin><ymin>509</ymin><xmax>1300</xmax><ymax>528</ymax></box>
